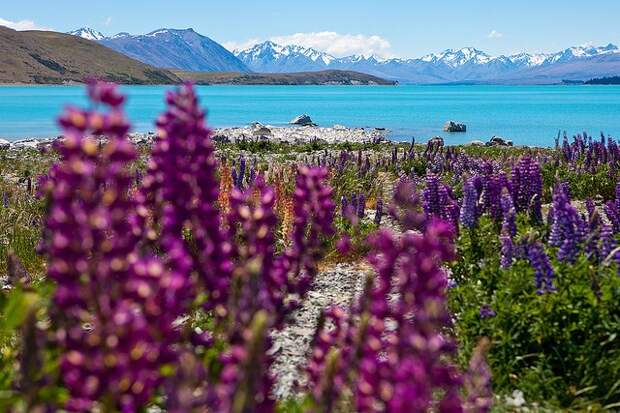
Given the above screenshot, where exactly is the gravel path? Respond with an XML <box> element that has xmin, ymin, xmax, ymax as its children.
<box><xmin>270</xmin><ymin>261</ymin><xmax>371</xmax><ymax>399</ymax></box>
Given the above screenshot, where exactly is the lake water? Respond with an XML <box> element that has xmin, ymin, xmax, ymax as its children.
<box><xmin>1</xmin><ymin>84</ymin><xmax>619</xmax><ymax>146</ymax></box>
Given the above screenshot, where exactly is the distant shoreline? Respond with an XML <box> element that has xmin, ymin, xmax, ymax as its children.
<box><xmin>2</xmin><ymin>81</ymin><xmax>620</xmax><ymax>87</ymax></box>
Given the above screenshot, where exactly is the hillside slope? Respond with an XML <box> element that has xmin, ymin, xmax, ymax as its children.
<box><xmin>0</xmin><ymin>26</ymin><xmax>179</xmax><ymax>84</ymax></box>
<box><xmin>172</xmin><ymin>69</ymin><xmax>397</xmax><ymax>85</ymax></box>
<box><xmin>99</xmin><ymin>29</ymin><xmax>249</xmax><ymax>72</ymax></box>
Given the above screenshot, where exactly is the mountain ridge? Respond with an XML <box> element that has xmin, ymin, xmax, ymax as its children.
<box><xmin>69</xmin><ymin>27</ymin><xmax>250</xmax><ymax>72</ymax></box>
<box><xmin>66</xmin><ymin>27</ymin><xmax>620</xmax><ymax>84</ymax></box>
<box><xmin>0</xmin><ymin>26</ymin><xmax>179</xmax><ymax>85</ymax></box>
<box><xmin>235</xmin><ymin>40</ymin><xmax>620</xmax><ymax>84</ymax></box>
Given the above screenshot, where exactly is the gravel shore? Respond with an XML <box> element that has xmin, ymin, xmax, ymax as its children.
<box><xmin>0</xmin><ymin>125</ymin><xmax>390</xmax><ymax>150</ymax></box>
<box><xmin>270</xmin><ymin>261</ymin><xmax>371</xmax><ymax>399</ymax></box>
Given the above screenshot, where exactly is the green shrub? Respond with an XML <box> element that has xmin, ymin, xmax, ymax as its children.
<box><xmin>449</xmin><ymin>218</ymin><xmax>620</xmax><ymax>409</ymax></box>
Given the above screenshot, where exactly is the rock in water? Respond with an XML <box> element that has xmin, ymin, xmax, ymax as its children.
<box><xmin>290</xmin><ymin>114</ymin><xmax>316</xmax><ymax>127</ymax></box>
<box><xmin>0</xmin><ymin>139</ymin><xmax>10</xmax><ymax>149</ymax></box>
<box><xmin>443</xmin><ymin>121</ymin><xmax>467</xmax><ymax>132</ymax></box>
<box><xmin>486</xmin><ymin>136</ymin><xmax>513</xmax><ymax>146</ymax></box>
<box><xmin>467</xmin><ymin>140</ymin><xmax>485</xmax><ymax>146</ymax></box>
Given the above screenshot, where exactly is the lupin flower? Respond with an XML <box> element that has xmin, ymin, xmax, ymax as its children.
<box><xmin>464</xmin><ymin>338</ymin><xmax>493</xmax><ymax>413</ymax></box>
<box><xmin>500</xmin><ymin>192</ymin><xmax>517</xmax><ymax>237</ymax></box>
<box><xmin>355</xmin><ymin>218</ymin><xmax>462</xmax><ymax>412</ymax></box>
<box><xmin>214</xmin><ymin>167</ymin><xmax>335</xmax><ymax>410</ymax></box>
<box><xmin>350</xmin><ymin>193</ymin><xmax>358</xmax><ymax>214</ymax></box>
<box><xmin>526</xmin><ymin>241</ymin><xmax>556</xmax><ymax>294</ymax></box>
<box><xmin>511</xmin><ymin>156</ymin><xmax>542</xmax><ymax>221</ymax></box>
<box><xmin>304</xmin><ymin>180</ymin><xmax>482</xmax><ymax>412</ymax></box>
<box><xmin>549</xmin><ymin>183</ymin><xmax>585</xmax><ymax>263</ymax></box>
<box><xmin>42</xmin><ymin>80</ymin><xmax>173</xmax><ymax>411</ymax></box>
<box><xmin>460</xmin><ymin>177</ymin><xmax>479</xmax><ymax>229</ymax></box>
<box><xmin>479</xmin><ymin>305</ymin><xmax>496</xmax><ymax>319</ymax></box>
<box><xmin>600</xmin><ymin>223</ymin><xmax>616</xmax><ymax>261</ymax></box>
<box><xmin>604</xmin><ymin>181</ymin><xmax>620</xmax><ymax>233</ymax></box>
<box><xmin>480</xmin><ymin>171</ymin><xmax>506</xmax><ymax>222</ymax></box>
<box><xmin>500</xmin><ymin>235</ymin><xmax>514</xmax><ymax>268</ymax></box>
<box><xmin>423</xmin><ymin>174</ymin><xmax>459</xmax><ymax>232</ymax></box>
<box><xmin>391</xmin><ymin>177</ymin><xmax>426</xmax><ymax>231</ymax></box>
<box><xmin>336</xmin><ymin>235</ymin><xmax>352</xmax><ymax>255</ymax></box>
<box><xmin>357</xmin><ymin>194</ymin><xmax>366</xmax><ymax>219</ymax></box>
<box><xmin>133</xmin><ymin>83</ymin><xmax>233</xmax><ymax>312</ymax></box>
<box><xmin>237</xmin><ymin>156</ymin><xmax>247</xmax><ymax>189</ymax></box>
<box><xmin>304</xmin><ymin>305</ymin><xmax>350</xmax><ymax>411</ymax></box>
<box><xmin>214</xmin><ymin>311</ymin><xmax>275</xmax><ymax>413</ymax></box>
<box><xmin>374</xmin><ymin>198</ymin><xmax>384</xmax><ymax>226</ymax></box>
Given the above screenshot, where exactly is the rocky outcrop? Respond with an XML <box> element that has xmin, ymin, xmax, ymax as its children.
<box><xmin>466</xmin><ymin>140</ymin><xmax>485</xmax><ymax>146</ymax></box>
<box><xmin>443</xmin><ymin>121</ymin><xmax>467</xmax><ymax>132</ymax></box>
<box><xmin>0</xmin><ymin>139</ymin><xmax>10</xmax><ymax>149</ymax></box>
<box><xmin>486</xmin><ymin>136</ymin><xmax>513</xmax><ymax>147</ymax></box>
<box><xmin>290</xmin><ymin>114</ymin><xmax>317</xmax><ymax>127</ymax></box>
<box><xmin>428</xmin><ymin>136</ymin><xmax>444</xmax><ymax>146</ymax></box>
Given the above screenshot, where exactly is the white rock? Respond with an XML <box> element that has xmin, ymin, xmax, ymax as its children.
<box><xmin>506</xmin><ymin>390</ymin><xmax>526</xmax><ymax>407</ymax></box>
<box><xmin>289</xmin><ymin>114</ymin><xmax>315</xmax><ymax>126</ymax></box>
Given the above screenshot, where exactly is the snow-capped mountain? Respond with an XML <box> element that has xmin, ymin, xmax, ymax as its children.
<box><xmin>235</xmin><ymin>41</ymin><xmax>620</xmax><ymax>83</ymax></box>
<box><xmin>68</xmin><ymin>27</ymin><xmax>249</xmax><ymax>72</ymax></box>
<box><xmin>419</xmin><ymin>47</ymin><xmax>492</xmax><ymax>67</ymax></box>
<box><xmin>67</xmin><ymin>27</ymin><xmax>105</xmax><ymax>41</ymax></box>
<box><xmin>542</xmin><ymin>43</ymin><xmax>618</xmax><ymax>65</ymax></box>
<box><xmin>99</xmin><ymin>28</ymin><xmax>249</xmax><ymax>72</ymax></box>
<box><xmin>65</xmin><ymin>27</ymin><xmax>620</xmax><ymax>84</ymax></box>
<box><xmin>234</xmin><ymin>41</ymin><xmax>335</xmax><ymax>72</ymax></box>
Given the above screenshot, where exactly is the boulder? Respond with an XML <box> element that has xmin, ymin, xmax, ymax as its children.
<box><xmin>428</xmin><ymin>136</ymin><xmax>444</xmax><ymax>146</ymax></box>
<box><xmin>253</xmin><ymin>126</ymin><xmax>273</xmax><ymax>137</ymax></box>
<box><xmin>289</xmin><ymin>114</ymin><xmax>316</xmax><ymax>127</ymax></box>
<box><xmin>0</xmin><ymin>139</ymin><xmax>11</xmax><ymax>149</ymax></box>
<box><xmin>466</xmin><ymin>140</ymin><xmax>485</xmax><ymax>146</ymax></box>
<box><xmin>443</xmin><ymin>121</ymin><xmax>467</xmax><ymax>133</ymax></box>
<box><xmin>486</xmin><ymin>136</ymin><xmax>513</xmax><ymax>147</ymax></box>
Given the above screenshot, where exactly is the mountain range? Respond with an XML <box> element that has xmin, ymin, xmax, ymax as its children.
<box><xmin>0</xmin><ymin>26</ymin><xmax>384</xmax><ymax>86</ymax></box>
<box><xmin>67</xmin><ymin>27</ymin><xmax>620</xmax><ymax>84</ymax></box>
<box><xmin>69</xmin><ymin>27</ymin><xmax>249</xmax><ymax>72</ymax></box>
<box><xmin>234</xmin><ymin>41</ymin><xmax>620</xmax><ymax>84</ymax></box>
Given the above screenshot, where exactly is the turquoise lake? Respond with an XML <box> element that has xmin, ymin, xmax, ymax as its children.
<box><xmin>1</xmin><ymin>84</ymin><xmax>619</xmax><ymax>146</ymax></box>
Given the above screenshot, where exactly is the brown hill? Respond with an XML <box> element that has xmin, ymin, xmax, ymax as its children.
<box><xmin>0</xmin><ymin>26</ymin><xmax>179</xmax><ymax>84</ymax></box>
<box><xmin>172</xmin><ymin>69</ymin><xmax>398</xmax><ymax>85</ymax></box>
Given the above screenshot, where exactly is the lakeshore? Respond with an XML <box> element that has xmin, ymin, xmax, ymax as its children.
<box><xmin>2</xmin><ymin>84</ymin><xmax>620</xmax><ymax>146</ymax></box>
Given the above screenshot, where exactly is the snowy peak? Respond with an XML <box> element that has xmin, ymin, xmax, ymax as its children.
<box><xmin>505</xmin><ymin>52</ymin><xmax>549</xmax><ymax>67</ymax></box>
<box><xmin>421</xmin><ymin>47</ymin><xmax>492</xmax><ymax>67</ymax></box>
<box><xmin>236</xmin><ymin>41</ymin><xmax>336</xmax><ymax>65</ymax></box>
<box><xmin>545</xmin><ymin>43</ymin><xmax>619</xmax><ymax>64</ymax></box>
<box><xmin>67</xmin><ymin>27</ymin><xmax>106</xmax><ymax>41</ymax></box>
<box><xmin>144</xmin><ymin>28</ymin><xmax>198</xmax><ymax>38</ymax></box>
<box><xmin>111</xmin><ymin>32</ymin><xmax>131</xmax><ymax>39</ymax></box>
<box><xmin>96</xmin><ymin>27</ymin><xmax>249</xmax><ymax>72</ymax></box>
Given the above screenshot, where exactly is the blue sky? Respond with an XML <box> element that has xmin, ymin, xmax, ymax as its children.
<box><xmin>2</xmin><ymin>0</ymin><xmax>619</xmax><ymax>58</ymax></box>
